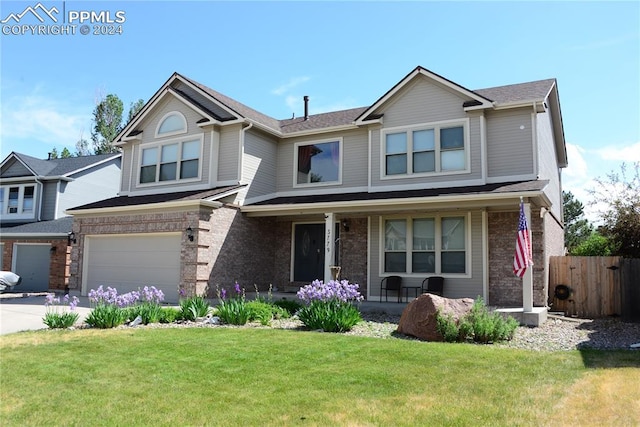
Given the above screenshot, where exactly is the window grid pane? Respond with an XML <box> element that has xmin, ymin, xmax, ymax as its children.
<box><xmin>158</xmin><ymin>114</ymin><xmax>185</xmax><ymax>134</ymax></box>
<box><xmin>440</xmin><ymin>127</ymin><xmax>464</xmax><ymax>149</ymax></box>
<box><xmin>297</xmin><ymin>141</ymin><xmax>340</xmax><ymax>184</ymax></box>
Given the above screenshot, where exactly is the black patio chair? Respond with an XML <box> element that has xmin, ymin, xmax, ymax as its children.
<box><xmin>381</xmin><ymin>275</ymin><xmax>402</xmax><ymax>303</ymax></box>
<box><xmin>421</xmin><ymin>276</ymin><xmax>444</xmax><ymax>296</ymax></box>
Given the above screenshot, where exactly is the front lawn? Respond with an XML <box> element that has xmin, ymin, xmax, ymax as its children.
<box><xmin>1</xmin><ymin>328</ymin><xmax>638</xmax><ymax>426</ymax></box>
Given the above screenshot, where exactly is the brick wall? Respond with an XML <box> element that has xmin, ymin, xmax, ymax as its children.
<box><xmin>206</xmin><ymin>206</ymin><xmax>276</xmax><ymax>296</ymax></box>
<box><xmin>488</xmin><ymin>209</ymin><xmax>547</xmax><ymax>307</ymax></box>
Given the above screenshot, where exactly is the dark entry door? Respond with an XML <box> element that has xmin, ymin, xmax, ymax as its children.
<box><xmin>293</xmin><ymin>223</ymin><xmax>325</xmax><ymax>282</ymax></box>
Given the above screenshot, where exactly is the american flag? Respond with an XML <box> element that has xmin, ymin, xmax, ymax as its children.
<box><xmin>513</xmin><ymin>201</ymin><xmax>533</xmax><ymax>278</ymax></box>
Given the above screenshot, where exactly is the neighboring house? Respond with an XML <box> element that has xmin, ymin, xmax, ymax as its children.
<box><xmin>0</xmin><ymin>152</ymin><xmax>122</xmax><ymax>291</ymax></box>
<box><xmin>67</xmin><ymin>66</ymin><xmax>567</xmax><ymax>307</ymax></box>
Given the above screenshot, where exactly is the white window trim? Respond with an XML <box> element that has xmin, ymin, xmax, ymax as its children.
<box><xmin>379</xmin><ymin>212</ymin><xmax>471</xmax><ymax>278</ymax></box>
<box><xmin>154</xmin><ymin>111</ymin><xmax>188</xmax><ymax>138</ymax></box>
<box><xmin>380</xmin><ymin>118</ymin><xmax>470</xmax><ymax>180</ymax></box>
<box><xmin>0</xmin><ymin>184</ymin><xmax>37</xmax><ymax>220</ymax></box>
<box><xmin>293</xmin><ymin>138</ymin><xmax>343</xmax><ymax>188</ymax></box>
<box><xmin>137</xmin><ymin>135</ymin><xmax>204</xmax><ymax>187</ymax></box>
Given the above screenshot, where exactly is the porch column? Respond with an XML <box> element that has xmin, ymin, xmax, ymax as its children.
<box><xmin>324</xmin><ymin>212</ymin><xmax>335</xmax><ymax>283</ymax></box>
<box><xmin>523</xmin><ymin>202</ymin><xmax>534</xmax><ymax>312</ymax></box>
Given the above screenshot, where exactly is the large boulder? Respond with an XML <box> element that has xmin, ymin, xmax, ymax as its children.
<box><xmin>397</xmin><ymin>294</ymin><xmax>474</xmax><ymax>341</ymax></box>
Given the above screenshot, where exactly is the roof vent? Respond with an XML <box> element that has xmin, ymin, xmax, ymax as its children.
<box><xmin>303</xmin><ymin>95</ymin><xmax>309</xmax><ymax>120</ymax></box>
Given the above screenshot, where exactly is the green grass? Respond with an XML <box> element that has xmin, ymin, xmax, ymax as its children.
<box><xmin>1</xmin><ymin>328</ymin><xmax>638</xmax><ymax>426</ymax></box>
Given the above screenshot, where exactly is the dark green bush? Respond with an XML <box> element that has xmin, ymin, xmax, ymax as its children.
<box><xmin>273</xmin><ymin>299</ymin><xmax>302</xmax><ymax>316</ymax></box>
<box><xmin>159</xmin><ymin>307</ymin><xmax>180</xmax><ymax>323</ymax></box>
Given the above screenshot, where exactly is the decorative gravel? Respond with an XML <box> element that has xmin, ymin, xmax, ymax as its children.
<box><xmin>107</xmin><ymin>312</ymin><xmax>640</xmax><ymax>352</ymax></box>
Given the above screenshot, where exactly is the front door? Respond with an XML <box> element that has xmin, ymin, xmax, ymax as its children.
<box><xmin>293</xmin><ymin>224</ymin><xmax>325</xmax><ymax>282</ymax></box>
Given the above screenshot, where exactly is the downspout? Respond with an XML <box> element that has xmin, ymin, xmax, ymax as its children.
<box><xmin>35</xmin><ymin>177</ymin><xmax>43</xmax><ymax>221</ymax></box>
<box><xmin>239</xmin><ymin>120</ymin><xmax>254</xmax><ymax>184</ymax></box>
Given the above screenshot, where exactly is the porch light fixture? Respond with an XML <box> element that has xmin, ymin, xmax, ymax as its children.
<box><xmin>186</xmin><ymin>227</ymin><xmax>194</xmax><ymax>242</ymax></box>
<box><xmin>67</xmin><ymin>231</ymin><xmax>76</xmax><ymax>245</ymax></box>
<box><xmin>342</xmin><ymin>219</ymin><xmax>350</xmax><ymax>232</ymax></box>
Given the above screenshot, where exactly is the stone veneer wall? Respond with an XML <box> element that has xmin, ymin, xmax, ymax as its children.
<box><xmin>488</xmin><ymin>209</ymin><xmax>547</xmax><ymax>307</ymax></box>
<box><xmin>1</xmin><ymin>238</ymin><xmax>69</xmax><ymax>291</ymax></box>
<box><xmin>206</xmin><ymin>206</ymin><xmax>276</xmax><ymax>296</ymax></box>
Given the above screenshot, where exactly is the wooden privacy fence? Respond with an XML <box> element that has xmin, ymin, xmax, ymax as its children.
<box><xmin>548</xmin><ymin>256</ymin><xmax>640</xmax><ymax>321</ymax></box>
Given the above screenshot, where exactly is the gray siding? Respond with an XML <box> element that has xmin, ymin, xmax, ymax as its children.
<box><xmin>218</xmin><ymin>125</ymin><xmax>241</xmax><ymax>182</ymax></box>
<box><xmin>368</xmin><ymin>211</ymin><xmax>484</xmax><ymax>300</ymax></box>
<box><xmin>1</xmin><ymin>158</ymin><xmax>32</xmax><ymax>178</ymax></box>
<box><xmin>58</xmin><ymin>159</ymin><xmax>121</xmax><ymax>215</ymax></box>
<box><xmin>368</xmin><ymin>76</ymin><xmax>483</xmax><ymax>189</ymax></box>
<box><xmin>536</xmin><ymin>110</ymin><xmax>563</xmax><ymax>219</ymax></box>
<box><xmin>124</xmin><ymin>95</ymin><xmax>214</xmax><ymax>193</ymax></box>
<box><xmin>276</xmin><ymin>129</ymin><xmax>369</xmax><ymax>193</ymax></box>
<box><xmin>241</xmin><ymin>130</ymin><xmax>277</xmax><ymax>202</ymax></box>
<box><xmin>486</xmin><ymin>108</ymin><xmax>535</xmax><ymax>179</ymax></box>
<box><xmin>41</xmin><ymin>181</ymin><xmax>58</xmax><ymax>220</ymax></box>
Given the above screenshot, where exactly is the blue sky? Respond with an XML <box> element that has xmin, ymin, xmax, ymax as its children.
<box><xmin>1</xmin><ymin>1</ymin><xmax>638</xmax><ymax>221</ymax></box>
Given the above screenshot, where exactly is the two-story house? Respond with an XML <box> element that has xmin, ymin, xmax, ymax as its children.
<box><xmin>67</xmin><ymin>66</ymin><xmax>566</xmax><ymax>308</ymax></box>
<box><xmin>0</xmin><ymin>152</ymin><xmax>121</xmax><ymax>292</ymax></box>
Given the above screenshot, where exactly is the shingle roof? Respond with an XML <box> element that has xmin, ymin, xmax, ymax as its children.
<box><xmin>251</xmin><ymin>180</ymin><xmax>549</xmax><ymax>206</ymax></box>
<box><xmin>0</xmin><ymin>217</ymin><xmax>73</xmax><ymax>235</ymax></box>
<box><xmin>10</xmin><ymin>153</ymin><xmax>120</xmax><ymax>177</ymax></box>
<box><xmin>176</xmin><ymin>72</ymin><xmax>556</xmax><ymax>135</ymax></box>
<box><xmin>67</xmin><ymin>185</ymin><xmax>245</xmax><ymax>211</ymax></box>
<box><xmin>474</xmin><ymin>79</ymin><xmax>556</xmax><ymax>104</ymax></box>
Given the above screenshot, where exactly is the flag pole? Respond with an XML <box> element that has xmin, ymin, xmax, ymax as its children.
<box><xmin>521</xmin><ymin>198</ymin><xmax>534</xmax><ymax>312</ymax></box>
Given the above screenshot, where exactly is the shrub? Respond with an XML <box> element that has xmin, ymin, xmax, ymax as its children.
<box><xmin>85</xmin><ymin>304</ymin><xmax>128</xmax><ymax>329</ymax></box>
<box><xmin>296</xmin><ymin>279</ymin><xmax>363</xmax><ymax>332</ymax></box>
<box><xmin>216</xmin><ymin>282</ymin><xmax>250</xmax><ymax>325</ymax></box>
<box><xmin>435</xmin><ymin>298</ymin><xmax>519</xmax><ymax>344</ymax></box>
<box><xmin>246</xmin><ymin>300</ymin><xmax>274</xmax><ymax>325</ymax></box>
<box><xmin>159</xmin><ymin>307</ymin><xmax>180</xmax><ymax>324</ymax></box>
<box><xmin>42</xmin><ymin>294</ymin><xmax>80</xmax><ymax>329</ymax></box>
<box><xmin>273</xmin><ymin>299</ymin><xmax>302</xmax><ymax>316</ymax></box>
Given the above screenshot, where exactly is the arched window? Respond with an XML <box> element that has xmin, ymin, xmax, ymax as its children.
<box><xmin>156</xmin><ymin>112</ymin><xmax>187</xmax><ymax>137</ymax></box>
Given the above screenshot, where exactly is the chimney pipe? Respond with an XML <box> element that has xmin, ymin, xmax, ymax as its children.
<box><xmin>303</xmin><ymin>95</ymin><xmax>309</xmax><ymax>120</ymax></box>
<box><xmin>47</xmin><ymin>152</ymin><xmax>53</xmax><ymax>160</ymax></box>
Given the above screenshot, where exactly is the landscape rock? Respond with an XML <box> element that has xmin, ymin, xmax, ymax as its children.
<box><xmin>396</xmin><ymin>294</ymin><xmax>474</xmax><ymax>341</ymax></box>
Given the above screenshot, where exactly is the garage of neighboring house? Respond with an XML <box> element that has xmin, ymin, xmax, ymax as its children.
<box><xmin>12</xmin><ymin>243</ymin><xmax>51</xmax><ymax>292</ymax></box>
<box><xmin>82</xmin><ymin>233</ymin><xmax>181</xmax><ymax>302</ymax></box>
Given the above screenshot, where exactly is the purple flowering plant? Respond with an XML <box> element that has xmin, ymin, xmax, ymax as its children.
<box><xmin>86</xmin><ymin>285</ymin><xmax>166</xmax><ymax>328</ymax></box>
<box><xmin>43</xmin><ymin>293</ymin><xmax>80</xmax><ymax>329</ymax></box>
<box><xmin>297</xmin><ymin>279</ymin><xmax>364</xmax><ymax>304</ymax></box>
<box><xmin>296</xmin><ymin>279</ymin><xmax>363</xmax><ymax>332</ymax></box>
<box><xmin>216</xmin><ymin>281</ymin><xmax>250</xmax><ymax>325</ymax></box>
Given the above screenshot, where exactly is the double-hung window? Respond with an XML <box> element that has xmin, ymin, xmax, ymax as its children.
<box><xmin>294</xmin><ymin>139</ymin><xmax>342</xmax><ymax>186</ymax></box>
<box><xmin>383</xmin><ymin>121</ymin><xmax>467</xmax><ymax>176</ymax></box>
<box><xmin>139</xmin><ymin>139</ymin><xmax>202</xmax><ymax>184</ymax></box>
<box><xmin>383</xmin><ymin>215</ymin><xmax>468</xmax><ymax>275</ymax></box>
<box><xmin>1</xmin><ymin>185</ymin><xmax>36</xmax><ymax>216</ymax></box>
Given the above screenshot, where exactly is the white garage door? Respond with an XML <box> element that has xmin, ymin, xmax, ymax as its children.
<box><xmin>84</xmin><ymin>234</ymin><xmax>181</xmax><ymax>302</ymax></box>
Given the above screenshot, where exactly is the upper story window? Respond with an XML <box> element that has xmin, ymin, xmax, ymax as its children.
<box><xmin>0</xmin><ymin>184</ymin><xmax>36</xmax><ymax>217</ymax></box>
<box><xmin>155</xmin><ymin>112</ymin><xmax>187</xmax><ymax>137</ymax></box>
<box><xmin>139</xmin><ymin>138</ymin><xmax>202</xmax><ymax>184</ymax></box>
<box><xmin>294</xmin><ymin>139</ymin><xmax>342</xmax><ymax>186</ymax></box>
<box><xmin>383</xmin><ymin>120</ymin><xmax>467</xmax><ymax>177</ymax></box>
<box><xmin>383</xmin><ymin>214</ymin><xmax>468</xmax><ymax>275</ymax></box>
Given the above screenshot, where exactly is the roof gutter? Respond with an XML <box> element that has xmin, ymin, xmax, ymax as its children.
<box><xmin>241</xmin><ymin>189</ymin><xmax>552</xmax><ymax>217</ymax></box>
<box><xmin>66</xmin><ymin>199</ymin><xmax>223</xmax><ymax>217</ymax></box>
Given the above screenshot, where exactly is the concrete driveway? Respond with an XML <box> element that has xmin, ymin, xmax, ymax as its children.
<box><xmin>0</xmin><ymin>293</ymin><xmax>92</xmax><ymax>335</ymax></box>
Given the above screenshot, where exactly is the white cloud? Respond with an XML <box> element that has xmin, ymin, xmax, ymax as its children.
<box><xmin>594</xmin><ymin>141</ymin><xmax>640</xmax><ymax>162</ymax></box>
<box><xmin>563</xmin><ymin>143</ymin><xmax>589</xmax><ymax>180</ymax></box>
<box><xmin>1</xmin><ymin>89</ymin><xmax>91</xmax><ymax>156</ymax></box>
<box><xmin>271</xmin><ymin>76</ymin><xmax>310</xmax><ymax>96</ymax></box>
